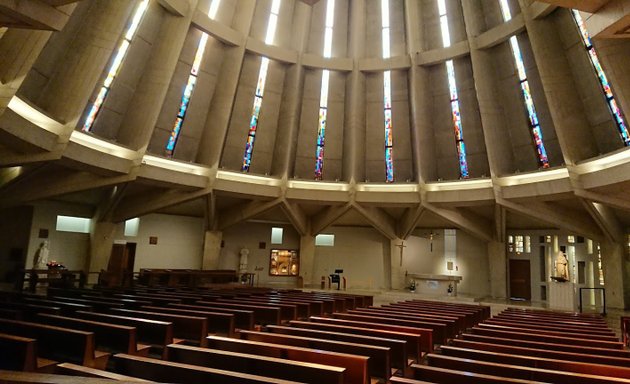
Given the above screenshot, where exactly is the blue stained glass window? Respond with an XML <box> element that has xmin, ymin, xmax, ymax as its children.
<box><xmin>82</xmin><ymin>0</ymin><xmax>149</xmax><ymax>132</ymax></box>
<box><xmin>572</xmin><ymin>9</ymin><xmax>629</xmax><ymax>146</ymax></box>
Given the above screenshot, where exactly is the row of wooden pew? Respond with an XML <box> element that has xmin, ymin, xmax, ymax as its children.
<box><xmin>399</xmin><ymin>307</ymin><xmax>630</xmax><ymax>383</ymax></box>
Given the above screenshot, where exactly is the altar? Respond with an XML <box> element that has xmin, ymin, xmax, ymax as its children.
<box><xmin>407</xmin><ymin>273</ymin><xmax>463</xmax><ymax>296</ymax></box>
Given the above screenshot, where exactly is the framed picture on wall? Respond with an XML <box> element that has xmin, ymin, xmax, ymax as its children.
<box><xmin>269</xmin><ymin>249</ymin><xmax>299</xmax><ymax>276</ymax></box>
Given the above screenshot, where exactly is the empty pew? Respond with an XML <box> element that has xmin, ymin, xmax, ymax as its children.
<box><xmin>266</xmin><ymin>324</ymin><xmax>394</xmax><ymax>379</ymax></box>
<box><xmin>0</xmin><ymin>333</ymin><xmax>38</xmax><ymax>372</ymax></box>
<box><xmin>139</xmin><ymin>306</ymin><xmax>236</xmax><ymax>337</ymax></box>
<box><xmin>167</xmin><ymin>344</ymin><xmax>345</xmax><ymax>384</ymax></box>
<box><xmin>36</xmin><ymin>314</ymin><xmax>150</xmax><ymax>356</ymax></box>
<box><xmin>195</xmin><ymin>301</ymin><xmax>281</xmax><ymax>325</ymax></box>
<box><xmin>427</xmin><ymin>354</ymin><xmax>630</xmax><ymax>384</ymax></box>
<box><xmin>73</xmin><ymin>311</ymin><xmax>174</xmax><ymax>358</ymax></box>
<box><xmin>215</xmin><ymin>298</ymin><xmax>297</xmax><ymax>322</ymax></box>
<box><xmin>56</xmin><ymin>362</ymin><xmax>152</xmax><ymax>382</ymax></box>
<box><xmin>113</xmin><ymin>353</ymin><xmax>305</xmax><ymax>383</ymax></box>
<box><xmin>206</xmin><ymin>335</ymin><xmax>369</xmax><ymax>384</ymax></box>
<box><xmin>410</xmin><ymin>364</ymin><xmax>547</xmax><ymax>383</ymax></box>
<box><xmin>483</xmin><ymin>317</ymin><xmax>617</xmax><ymax>337</ymax></box>
<box><xmin>239</xmin><ymin>331</ymin><xmax>391</xmax><ymax>380</ymax></box>
<box><xmin>167</xmin><ymin>303</ymin><xmax>254</xmax><ymax>330</ymax></box>
<box><xmin>21</xmin><ymin>298</ymin><xmax>93</xmax><ymax>315</ymax></box>
<box><xmin>348</xmin><ymin>308</ymin><xmax>459</xmax><ymax>338</ymax></box>
<box><xmin>0</xmin><ymin>370</ymin><xmax>149</xmax><ymax>383</ymax></box>
<box><xmin>476</xmin><ymin>322</ymin><xmax>619</xmax><ymax>342</ymax></box>
<box><xmin>439</xmin><ymin>345</ymin><xmax>630</xmax><ymax>379</ymax></box>
<box><xmin>107</xmin><ymin>308</ymin><xmax>208</xmax><ymax>347</ymax></box>
<box><xmin>0</xmin><ymin>318</ymin><xmax>109</xmax><ymax>369</ymax></box>
<box><xmin>44</xmin><ymin>296</ymin><xmax>125</xmax><ymax>311</ymax></box>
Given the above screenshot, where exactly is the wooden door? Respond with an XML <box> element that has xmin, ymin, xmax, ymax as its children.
<box><xmin>509</xmin><ymin>259</ymin><xmax>531</xmax><ymax>300</ymax></box>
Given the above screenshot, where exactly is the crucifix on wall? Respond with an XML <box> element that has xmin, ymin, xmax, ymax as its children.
<box><xmin>395</xmin><ymin>241</ymin><xmax>407</xmax><ymax>266</ymax></box>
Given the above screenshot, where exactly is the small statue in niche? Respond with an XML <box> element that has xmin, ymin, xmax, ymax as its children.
<box><xmin>239</xmin><ymin>248</ymin><xmax>249</xmax><ymax>273</ymax></box>
<box><xmin>553</xmin><ymin>251</ymin><xmax>570</xmax><ymax>282</ymax></box>
<box><xmin>33</xmin><ymin>241</ymin><xmax>50</xmax><ymax>269</ymax></box>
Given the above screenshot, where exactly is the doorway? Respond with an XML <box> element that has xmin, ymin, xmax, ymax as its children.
<box><xmin>509</xmin><ymin>259</ymin><xmax>531</xmax><ymax>300</ymax></box>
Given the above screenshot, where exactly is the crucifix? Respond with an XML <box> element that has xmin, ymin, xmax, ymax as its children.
<box><xmin>395</xmin><ymin>241</ymin><xmax>407</xmax><ymax>266</ymax></box>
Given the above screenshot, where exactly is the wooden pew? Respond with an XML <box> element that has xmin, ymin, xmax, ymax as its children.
<box><xmin>0</xmin><ymin>370</ymin><xmax>147</xmax><ymax>383</ymax></box>
<box><xmin>451</xmin><ymin>338</ymin><xmax>630</xmax><ymax>368</ymax></box>
<box><xmin>277</xmin><ymin>293</ymin><xmax>335</xmax><ymax>313</ymax></box>
<box><xmin>107</xmin><ymin>308</ymin><xmax>209</xmax><ymax>347</ymax></box>
<box><xmin>0</xmin><ymin>332</ymin><xmax>38</xmax><ymax>371</ymax></box>
<box><xmin>73</xmin><ymin>311</ymin><xmax>174</xmax><ymax>358</ymax></box>
<box><xmin>439</xmin><ymin>345</ymin><xmax>630</xmax><ymax>379</ymax></box>
<box><xmin>113</xmin><ymin>353</ymin><xmax>305</xmax><ymax>383</ymax></box>
<box><xmin>348</xmin><ymin>308</ymin><xmax>459</xmax><ymax>338</ymax></box>
<box><xmin>469</xmin><ymin>326</ymin><xmax>624</xmax><ymax>349</ymax></box>
<box><xmin>409</xmin><ymin>364</ymin><xmax>547</xmax><ymax>383</ymax></box>
<box><xmin>388</xmin><ymin>378</ymin><xmax>435</xmax><ymax>384</ymax></box>
<box><xmin>483</xmin><ymin>317</ymin><xmax>617</xmax><ymax>337</ymax></box>
<box><xmin>43</xmin><ymin>296</ymin><xmax>125</xmax><ymax>311</ymax></box>
<box><xmin>167</xmin><ymin>303</ymin><xmax>254</xmax><ymax>330</ymax></box>
<box><xmin>295</xmin><ymin>317</ymin><xmax>426</xmax><ymax>358</ymax></box>
<box><xmin>206</xmin><ymin>335</ymin><xmax>369</xmax><ymax>384</ymax></box>
<box><xmin>239</xmin><ymin>331</ymin><xmax>391</xmax><ymax>380</ymax></box>
<box><xmin>80</xmin><ymin>295</ymin><xmax>153</xmax><ymax>309</ymax></box>
<box><xmin>461</xmin><ymin>333</ymin><xmax>630</xmax><ymax>358</ymax></box>
<box><xmin>403</xmin><ymin>299</ymin><xmax>490</xmax><ymax>320</ymax></box>
<box><xmin>476</xmin><ymin>322</ymin><xmax>619</xmax><ymax>342</ymax></box>
<box><xmin>139</xmin><ymin>306</ymin><xmax>236</xmax><ymax>337</ymax></box>
<box><xmin>266</xmin><ymin>324</ymin><xmax>394</xmax><ymax>379</ymax></box>
<box><xmin>0</xmin><ymin>318</ymin><xmax>109</xmax><ymax>369</ymax></box>
<box><xmin>375</xmin><ymin>304</ymin><xmax>470</xmax><ymax>329</ymax></box>
<box><xmin>195</xmin><ymin>300</ymin><xmax>281</xmax><ymax>325</ymax></box>
<box><xmin>332</xmin><ymin>312</ymin><xmax>447</xmax><ymax>345</ymax></box>
<box><xmin>36</xmin><ymin>314</ymin><xmax>150</xmax><ymax>356</ymax></box>
<box><xmin>494</xmin><ymin>313</ymin><xmax>612</xmax><ymax>330</ymax></box>
<box><xmin>3</xmin><ymin>302</ymin><xmax>61</xmax><ymax>320</ymax></box>
<box><xmin>215</xmin><ymin>298</ymin><xmax>297</xmax><ymax>322</ymax></box>
<box><xmin>503</xmin><ymin>308</ymin><xmax>608</xmax><ymax>324</ymax></box>
<box><xmin>56</xmin><ymin>362</ymin><xmax>152</xmax><ymax>382</ymax></box>
<box><xmin>427</xmin><ymin>354</ymin><xmax>630</xmax><ymax>384</ymax></box>
<box><xmin>21</xmin><ymin>298</ymin><xmax>93</xmax><ymax>315</ymax></box>
<box><xmin>0</xmin><ymin>308</ymin><xmax>24</xmax><ymax>320</ymax></box>
<box><xmin>166</xmin><ymin>344</ymin><xmax>345</xmax><ymax>384</ymax></box>
<box><xmin>309</xmin><ymin>316</ymin><xmax>433</xmax><ymax>358</ymax></box>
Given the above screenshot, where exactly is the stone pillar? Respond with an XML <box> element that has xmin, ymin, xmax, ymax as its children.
<box><xmin>488</xmin><ymin>240</ymin><xmax>508</xmax><ymax>299</ymax></box>
<box><xmin>196</xmin><ymin>0</ymin><xmax>256</xmax><ymax>167</ymax></box>
<box><xmin>118</xmin><ymin>0</ymin><xmax>199</xmax><ymax>151</ymax></box>
<box><xmin>600</xmin><ymin>241</ymin><xmax>629</xmax><ymax>309</ymax></box>
<box><xmin>299</xmin><ymin>234</ymin><xmax>315</xmax><ymax>287</ymax></box>
<box><xmin>270</xmin><ymin>3</ymin><xmax>311</xmax><ymax>178</ymax></box>
<box><xmin>390</xmin><ymin>238</ymin><xmax>405</xmax><ymax>290</ymax></box>
<box><xmin>342</xmin><ymin>0</ymin><xmax>366</xmax><ymax>182</ymax></box>
<box><xmin>202</xmin><ymin>230</ymin><xmax>222</xmax><ymax>269</ymax></box>
<box><xmin>87</xmin><ymin>221</ymin><xmax>118</xmax><ymax>283</ymax></box>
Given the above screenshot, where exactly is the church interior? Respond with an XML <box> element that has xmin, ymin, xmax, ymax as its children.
<box><xmin>2</xmin><ymin>0</ymin><xmax>630</xmax><ymax>382</ymax></box>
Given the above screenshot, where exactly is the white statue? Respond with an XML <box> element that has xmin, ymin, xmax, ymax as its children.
<box><xmin>554</xmin><ymin>251</ymin><xmax>569</xmax><ymax>281</ymax></box>
<box><xmin>33</xmin><ymin>241</ymin><xmax>50</xmax><ymax>269</ymax></box>
<box><xmin>239</xmin><ymin>248</ymin><xmax>249</xmax><ymax>273</ymax></box>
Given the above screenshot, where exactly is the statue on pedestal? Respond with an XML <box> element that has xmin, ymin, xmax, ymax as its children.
<box><xmin>553</xmin><ymin>251</ymin><xmax>569</xmax><ymax>282</ymax></box>
<box><xmin>239</xmin><ymin>248</ymin><xmax>249</xmax><ymax>273</ymax></box>
<box><xmin>33</xmin><ymin>241</ymin><xmax>50</xmax><ymax>270</ymax></box>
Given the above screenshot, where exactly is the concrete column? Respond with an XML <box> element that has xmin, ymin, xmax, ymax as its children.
<box><xmin>390</xmin><ymin>238</ymin><xmax>405</xmax><ymax>290</ymax></box>
<box><xmin>299</xmin><ymin>234</ymin><xmax>315</xmax><ymax>287</ymax></box>
<box><xmin>461</xmin><ymin>1</ymin><xmax>514</xmax><ymax>176</ymax></box>
<box><xmin>0</xmin><ymin>29</ymin><xmax>52</xmax><ymax>117</ymax></box>
<box><xmin>270</xmin><ymin>3</ymin><xmax>311</xmax><ymax>178</ymax></box>
<box><xmin>196</xmin><ymin>0</ymin><xmax>256</xmax><ymax>167</ymax></box>
<box><xmin>520</xmin><ymin>5</ymin><xmax>597</xmax><ymax>164</ymax></box>
<box><xmin>202</xmin><ymin>230</ymin><xmax>222</xmax><ymax>269</ymax></box>
<box><xmin>600</xmin><ymin>241</ymin><xmax>629</xmax><ymax>309</ymax></box>
<box><xmin>118</xmin><ymin>0</ymin><xmax>198</xmax><ymax>151</ymax></box>
<box><xmin>36</xmin><ymin>1</ymin><xmax>136</xmax><ymax>125</ymax></box>
<box><xmin>488</xmin><ymin>240</ymin><xmax>508</xmax><ymax>299</ymax></box>
<box><xmin>342</xmin><ymin>0</ymin><xmax>366</xmax><ymax>182</ymax></box>
<box><xmin>87</xmin><ymin>221</ymin><xmax>118</xmax><ymax>283</ymax></box>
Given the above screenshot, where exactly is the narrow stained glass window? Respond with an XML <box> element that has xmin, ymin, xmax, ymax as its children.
<box><xmin>382</xmin><ymin>0</ymin><xmax>394</xmax><ymax>182</ymax></box>
<box><xmin>242</xmin><ymin>0</ymin><xmax>281</xmax><ymax>172</ymax></box>
<box><xmin>165</xmin><ymin>0</ymin><xmax>221</xmax><ymax>156</ymax></box>
<box><xmin>571</xmin><ymin>10</ymin><xmax>630</xmax><ymax>146</ymax></box>
<box><xmin>438</xmin><ymin>0</ymin><xmax>469</xmax><ymax>178</ymax></box>
<box><xmin>82</xmin><ymin>0</ymin><xmax>149</xmax><ymax>132</ymax></box>
<box><xmin>315</xmin><ymin>0</ymin><xmax>335</xmax><ymax>180</ymax></box>
<box><xmin>499</xmin><ymin>0</ymin><xmax>550</xmax><ymax>168</ymax></box>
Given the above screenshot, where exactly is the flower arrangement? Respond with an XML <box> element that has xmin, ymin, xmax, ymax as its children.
<box><xmin>46</xmin><ymin>260</ymin><xmax>65</xmax><ymax>268</ymax></box>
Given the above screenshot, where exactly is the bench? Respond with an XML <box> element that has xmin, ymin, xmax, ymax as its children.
<box><xmin>80</xmin><ymin>295</ymin><xmax>153</xmax><ymax>309</ymax></box>
<box><xmin>476</xmin><ymin>322</ymin><xmax>619</xmax><ymax>342</ymax></box>
<box><xmin>56</xmin><ymin>362</ymin><xmax>152</xmax><ymax>382</ymax></box>
<box><xmin>73</xmin><ymin>311</ymin><xmax>174</xmax><ymax>358</ymax></box>
<box><xmin>206</xmin><ymin>335</ymin><xmax>369</xmax><ymax>384</ymax></box>
<box><xmin>439</xmin><ymin>345</ymin><xmax>630</xmax><ymax>379</ymax></box>
<box><xmin>0</xmin><ymin>332</ymin><xmax>38</xmax><ymax>371</ymax></box>
<box><xmin>469</xmin><ymin>326</ymin><xmax>624</xmax><ymax>349</ymax></box>
<box><xmin>215</xmin><ymin>298</ymin><xmax>297</xmax><ymax>322</ymax></box>
<box><xmin>266</xmin><ymin>324</ymin><xmax>394</xmax><ymax>379</ymax></box>
<box><xmin>409</xmin><ymin>363</ymin><xmax>547</xmax><ymax>383</ymax></box>
<box><xmin>0</xmin><ymin>370</ymin><xmax>145</xmax><ymax>383</ymax></box>
<box><xmin>167</xmin><ymin>303</ymin><xmax>254</xmax><ymax>330</ymax></box>
<box><xmin>348</xmin><ymin>308</ymin><xmax>458</xmax><ymax>338</ymax></box>
<box><xmin>0</xmin><ymin>318</ymin><xmax>109</xmax><ymax>369</ymax></box>
<box><xmin>140</xmin><ymin>306</ymin><xmax>235</xmax><ymax>337</ymax></box>
<box><xmin>427</xmin><ymin>353</ymin><xmax>630</xmax><ymax>383</ymax></box>
<box><xmin>195</xmin><ymin>300</ymin><xmax>281</xmax><ymax>325</ymax></box>
<box><xmin>22</xmin><ymin>298</ymin><xmax>93</xmax><ymax>315</ymax></box>
<box><xmin>167</xmin><ymin>344</ymin><xmax>345</xmax><ymax>384</ymax></box>
<box><xmin>381</xmin><ymin>303</ymin><xmax>475</xmax><ymax>328</ymax></box>
<box><xmin>43</xmin><ymin>296</ymin><xmax>125</xmax><ymax>311</ymax></box>
<box><xmin>106</xmin><ymin>308</ymin><xmax>208</xmax><ymax>347</ymax></box>
<box><xmin>36</xmin><ymin>314</ymin><xmax>150</xmax><ymax>356</ymax></box>
<box><xmin>240</xmin><ymin>329</ymin><xmax>385</xmax><ymax>380</ymax></box>
<box><xmin>305</xmin><ymin>316</ymin><xmax>428</xmax><ymax>356</ymax></box>
<box><xmin>112</xmin><ymin>353</ymin><xmax>304</xmax><ymax>383</ymax></box>
<box><xmin>495</xmin><ymin>312</ymin><xmax>611</xmax><ymax>329</ymax></box>
<box><xmin>484</xmin><ymin>317</ymin><xmax>617</xmax><ymax>337</ymax></box>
